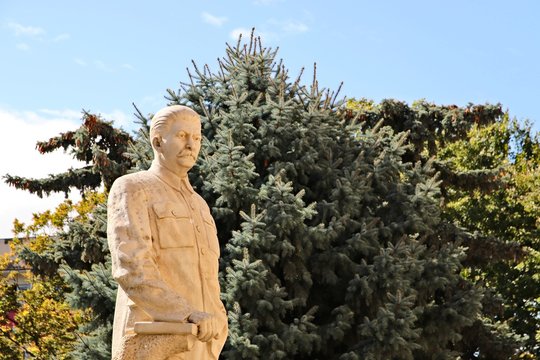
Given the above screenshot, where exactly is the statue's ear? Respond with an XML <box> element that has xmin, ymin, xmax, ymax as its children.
<box><xmin>152</xmin><ymin>136</ymin><xmax>162</xmax><ymax>151</ymax></box>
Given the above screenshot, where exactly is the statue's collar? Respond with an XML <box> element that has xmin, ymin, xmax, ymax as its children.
<box><xmin>149</xmin><ymin>162</ymin><xmax>194</xmax><ymax>194</ymax></box>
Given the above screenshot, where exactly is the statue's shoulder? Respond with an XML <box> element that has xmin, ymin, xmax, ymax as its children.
<box><xmin>110</xmin><ymin>170</ymin><xmax>157</xmax><ymax>194</ymax></box>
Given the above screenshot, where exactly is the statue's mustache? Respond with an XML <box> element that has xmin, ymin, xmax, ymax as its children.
<box><xmin>178</xmin><ymin>151</ymin><xmax>195</xmax><ymax>159</ymax></box>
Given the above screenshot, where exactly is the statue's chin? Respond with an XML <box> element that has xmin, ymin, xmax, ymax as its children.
<box><xmin>177</xmin><ymin>157</ymin><xmax>195</xmax><ymax>168</ymax></box>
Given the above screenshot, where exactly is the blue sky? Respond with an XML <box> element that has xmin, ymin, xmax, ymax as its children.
<box><xmin>0</xmin><ymin>0</ymin><xmax>539</xmax><ymax>237</ymax></box>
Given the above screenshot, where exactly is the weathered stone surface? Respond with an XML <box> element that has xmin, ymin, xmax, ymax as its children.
<box><xmin>134</xmin><ymin>322</ymin><xmax>197</xmax><ymax>336</ymax></box>
<box><xmin>108</xmin><ymin>106</ymin><xmax>228</xmax><ymax>359</ymax></box>
<box><xmin>113</xmin><ymin>334</ymin><xmax>194</xmax><ymax>360</ymax></box>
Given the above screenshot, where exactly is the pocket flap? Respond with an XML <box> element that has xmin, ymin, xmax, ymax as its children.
<box><xmin>153</xmin><ymin>202</ymin><xmax>190</xmax><ymax>219</ymax></box>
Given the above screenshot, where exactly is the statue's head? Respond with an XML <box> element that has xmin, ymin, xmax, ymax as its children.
<box><xmin>150</xmin><ymin>105</ymin><xmax>202</xmax><ymax>176</ymax></box>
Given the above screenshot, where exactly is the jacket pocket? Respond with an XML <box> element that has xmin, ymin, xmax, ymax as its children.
<box><xmin>153</xmin><ymin>202</ymin><xmax>195</xmax><ymax>248</ymax></box>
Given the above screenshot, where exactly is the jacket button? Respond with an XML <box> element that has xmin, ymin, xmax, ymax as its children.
<box><xmin>201</xmin><ymin>248</ymin><xmax>206</xmax><ymax>255</ymax></box>
<box><xmin>196</xmin><ymin>225</ymin><xmax>201</xmax><ymax>232</ymax></box>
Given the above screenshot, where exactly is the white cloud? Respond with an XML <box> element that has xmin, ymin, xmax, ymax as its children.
<box><xmin>230</xmin><ymin>19</ymin><xmax>307</xmax><ymax>45</ymax></box>
<box><xmin>100</xmin><ymin>110</ymin><xmax>132</xmax><ymax>130</ymax></box>
<box><xmin>230</xmin><ymin>27</ymin><xmax>276</xmax><ymax>43</ymax></box>
<box><xmin>267</xmin><ymin>19</ymin><xmax>309</xmax><ymax>34</ymax></box>
<box><xmin>7</xmin><ymin>21</ymin><xmax>45</xmax><ymax>36</ymax></box>
<box><xmin>40</xmin><ymin>108</ymin><xmax>133</xmax><ymax>131</ymax></box>
<box><xmin>230</xmin><ymin>27</ymin><xmax>268</xmax><ymax>42</ymax></box>
<box><xmin>40</xmin><ymin>107</ymin><xmax>133</xmax><ymax>133</ymax></box>
<box><xmin>201</xmin><ymin>12</ymin><xmax>227</xmax><ymax>27</ymax></box>
<box><xmin>16</xmin><ymin>43</ymin><xmax>30</xmax><ymax>51</ymax></box>
<box><xmin>230</xmin><ymin>27</ymin><xmax>251</xmax><ymax>40</ymax></box>
<box><xmin>94</xmin><ymin>60</ymin><xmax>113</xmax><ymax>72</ymax></box>
<box><xmin>53</xmin><ymin>33</ymin><xmax>70</xmax><ymax>42</ymax></box>
<box><xmin>74</xmin><ymin>58</ymin><xmax>87</xmax><ymax>66</ymax></box>
<box><xmin>38</xmin><ymin>108</ymin><xmax>82</xmax><ymax>121</ymax></box>
<box><xmin>281</xmin><ymin>20</ymin><xmax>308</xmax><ymax>33</ymax></box>
<box><xmin>0</xmin><ymin>108</ymin><xmax>84</xmax><ymax>238</ymax></box>
<box><xmin>76</xmin><ymin>59</ymin><xmax>134</xmax><ymax>72</ymax></box>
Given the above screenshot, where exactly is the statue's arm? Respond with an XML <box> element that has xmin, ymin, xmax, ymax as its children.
<box><xmin>107</xmin><ymin>176</ymin><xmax>193</xmax><ymax>322</ymax></box>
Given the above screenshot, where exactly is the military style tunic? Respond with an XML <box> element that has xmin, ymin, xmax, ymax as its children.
<box><xmin>107</xmin><ymin>163</ymin><xmax>228</xmax><ymax>359</ymax></box>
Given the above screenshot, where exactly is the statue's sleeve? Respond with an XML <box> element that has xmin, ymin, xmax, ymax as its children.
<box><xmin>107</xmin><ymin>176</ymin><xmax>193</xmax><ymax>322</ymax></box>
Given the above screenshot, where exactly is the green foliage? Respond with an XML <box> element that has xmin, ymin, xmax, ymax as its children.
<box><xmin>347</xmin><ymin>99</ymin><xmax>540</xmax><ymax>357</ymax></box>
<box><xmin>3</xmin><ymin>111</ymin><xmax>133</xmax><ymax>197</ymax></box>
<box><xmin>0</xmin><ymin>206</ymin><xmax>89</xmax><ymax>359</ymax></box>
<box><xmin>8</xmin><ymin>193</ymin><xmax>117</xmax><ymax>359</ymax></box>
<box><xmin>440</xmin><ymin>119</ymin><xmax>540</xmax><ymax>356</ymax></box>
<box><xmin>154</xmin><ymin>33</ymin><xmax>494</xmax><ymax>358</ymax></box>
<box><xmin>2</xmin><ymin>108</ymin><xmax>140</xmax><ymax>358</ymax></box>
<box><xmin>3</xmin><ymin>109</ymin><xmax>131</xmax><ymax>357</ymax></box>
<box><xmin>0</xmin><ymin>276</ymin><xmax>85</xmax><ymax>359</ymax></box>
<box><xmin>125</xmin><ymin>105</ymin><xmax>153</xmax><ymax>172</ymax></box>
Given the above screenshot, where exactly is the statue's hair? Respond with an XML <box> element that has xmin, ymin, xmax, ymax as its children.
<box><xmin>149</xmin><ymin>105</ymin><xmax>199</xmax><ymax>149</ymax></box>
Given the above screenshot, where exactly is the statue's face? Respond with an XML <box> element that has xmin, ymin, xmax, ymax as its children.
<box><xmin>157</xmin><ymin>116</ymin><xmax>202</xmax><ymax>176</ymax></box>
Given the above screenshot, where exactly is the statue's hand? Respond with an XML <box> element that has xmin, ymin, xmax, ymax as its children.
<box><xmin>187</xmin><ymin>311</ymin><xmax>218</xmax><ymax>342</ymax></box>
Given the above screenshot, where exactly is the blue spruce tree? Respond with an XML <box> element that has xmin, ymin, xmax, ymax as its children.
<box><xmin>164</xmin><ymin>33</ymin><xmax>489</xmax><ymax>359</ymax></box>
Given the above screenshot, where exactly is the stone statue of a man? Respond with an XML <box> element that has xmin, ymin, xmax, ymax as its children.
<box><xmin>107</xmin><ymin>105</ymin><xmax>228</xmax><ymax>359</ymax></box>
